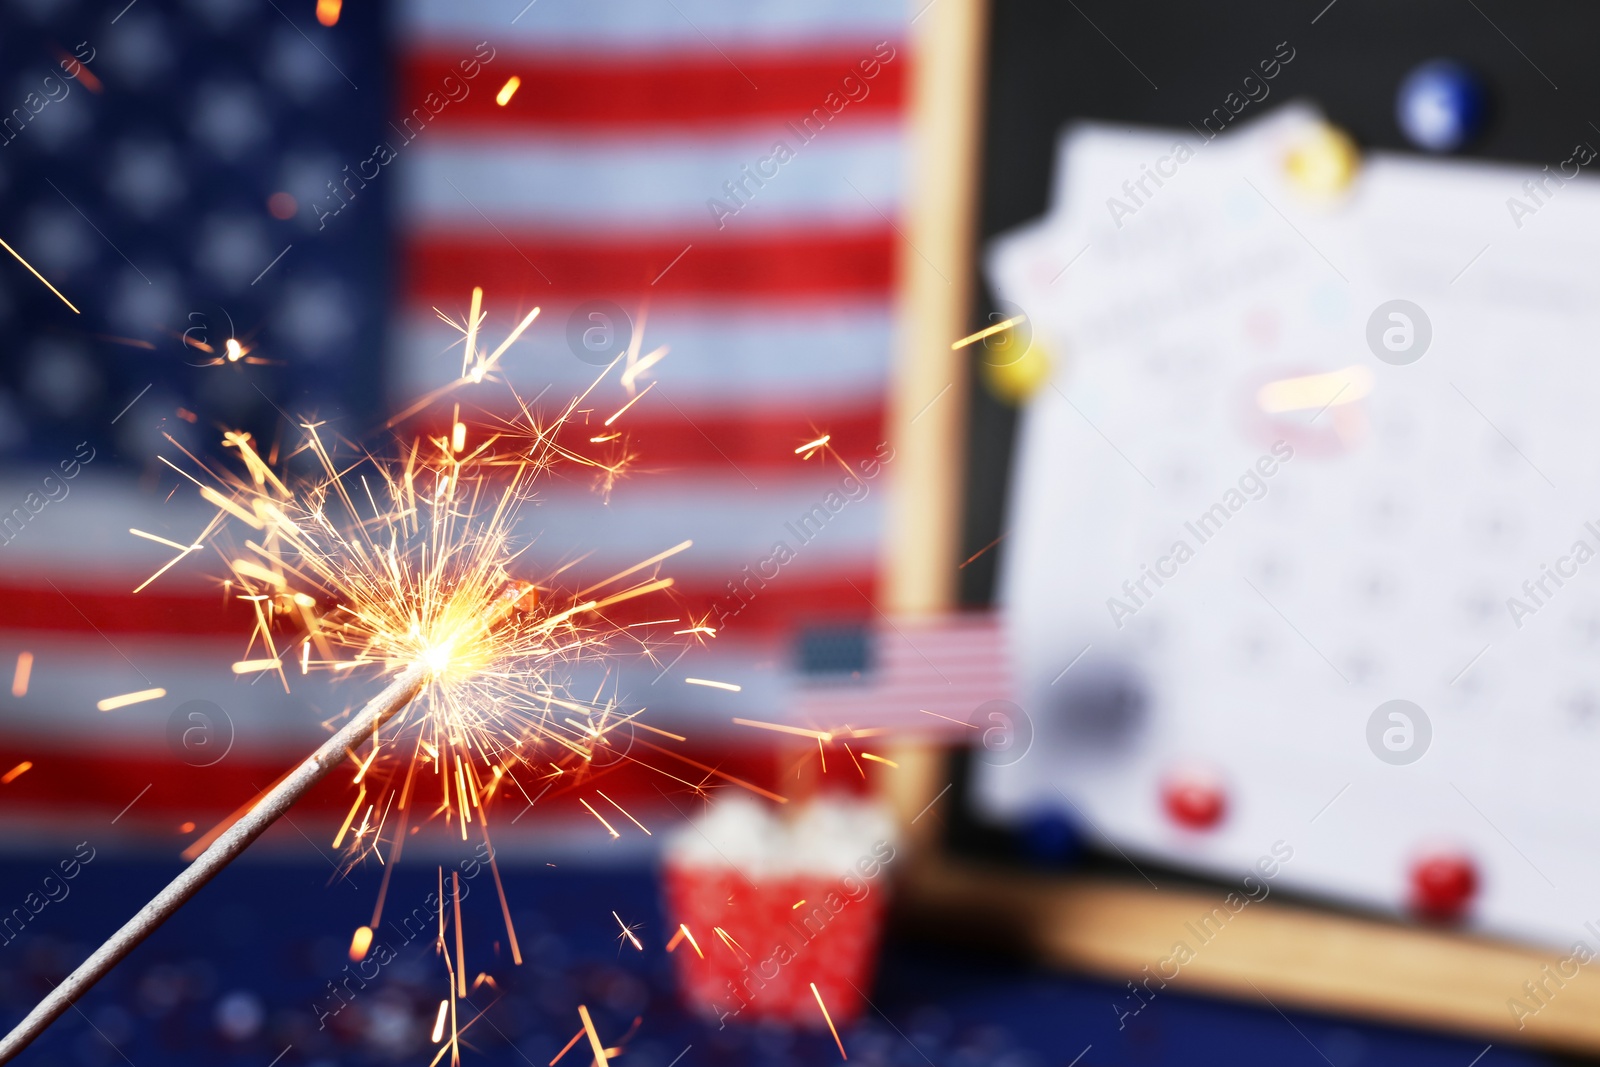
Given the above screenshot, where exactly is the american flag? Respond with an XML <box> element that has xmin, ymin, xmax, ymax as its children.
<box><xmin>0</xmin><ymin>0</ymin><xmax>1002</xmax><ymax>833</ymax></box>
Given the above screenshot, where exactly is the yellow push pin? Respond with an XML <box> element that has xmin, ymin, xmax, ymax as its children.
<box><xmin>1285</xmin><ymin>122</ymin><xmax>1360</xmax><ymax>201</ymax></box>
<box><xmin>953</xmin><ymin>306</ymin><xmax>1054</xmax><ymax>404</ymax></box>
<box><xmin>981</xmin><ymin>340</ymin><xmax>1053</xmax><ymax>404</ymax></box>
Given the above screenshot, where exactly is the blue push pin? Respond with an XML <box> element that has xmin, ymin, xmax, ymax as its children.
<box><xmin>1018</xmin><ymin>806</ymin><xmax>1084</xmax><ymax>868</ymax></box>
<box><xmin>1396</xmin><ymin>60</ymin><xmax>1489</xmax><ymax>152</ymax></box>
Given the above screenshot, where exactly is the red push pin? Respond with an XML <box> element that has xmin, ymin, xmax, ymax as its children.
<box><xmin>1161</xmin><ymin>769</ymin><xmax>1227</xmax><ymax>831</ymax></box>
<box><xmin>1410</xmin><ymin>851</ymin><xmax>1477</xmax><ymax>922</ymax></box>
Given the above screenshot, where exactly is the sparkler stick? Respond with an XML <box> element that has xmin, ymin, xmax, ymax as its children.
<box><xmin>0</xmin><ymin>664</ymin><xmax>427</xmax><ymax>1064</ymax></box>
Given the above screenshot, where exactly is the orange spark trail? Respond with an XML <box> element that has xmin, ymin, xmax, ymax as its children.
<box><xmin>549</xmin><ymin>1028</ymin><xmax>584</xmax><ymax>1065</ymax></box>
<box><xmin>812</xmin><ymin>983</ymin><xmax>847</xmax><ymax>1059</ymax></box>
<box><xmin>951</xmin><ymin>313</ymin><xmax>1025</xmax><ymax>349</ymax></box>
<box><xmin>96</xmin><ymin>688</ymin><xmax>166</xmax><ymax>712</ymax></box>
<box><xmin>453</xmin><ymin>872</ymin><xmax>466</xmax><ymax>998</ymax></box>
<box><xmin>732</xmin><ymin>718</ymin><xmax>832</xmax><ymax>741</ymax></box>
<box><xmin>602</xmin><ymin>381</ymin><xmax>655</xmax><ymax>426</ymax></box>
<box><xmin>577</xmin><ymin>1005</ymin><xmax>609</xmax><ymax>1065</ymax></box>
<box><xmin>685</xmin><ymin>677</ymin><xmax>741</xmax><ymax>692</ymax></box>
<box><xmin>612</xmin><ymin>911</ymin><xmax>643</xmax><ymax>951</ymax></box>
<box><xmin>10</xmin><ymin>652</ymin><xmax>31</xmax><ymax>698</ymax></box>
<box><xmin>959</xmin><ymin>531</ymin><xmax>1008</xmax><ymax>569</ymax></box>
<box><xmin>1</xmin><ymin>762</ymin><xmax>32</xmax><ymax>785</ymax></box>
<box><xmin>0</xmin><ymin>235</ymin><xmax>78</xmax><ymax>313</ymax></box>
<box><xmin>597</xmin><ymin>790</ymin><xmax>651</xmax><ymax>835</ymax></box>
<box><xmin>579</xmin><ymin>798</ymin><xmax>620</xmax><ymax>838</ymax></box>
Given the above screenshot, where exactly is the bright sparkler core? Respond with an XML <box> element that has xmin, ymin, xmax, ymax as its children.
<box><xmin>149</xmin><ymin>356</ymin><xmax>689</xmax><ymax>870</ymax></box>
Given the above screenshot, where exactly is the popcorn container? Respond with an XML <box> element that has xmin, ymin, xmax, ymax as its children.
<box><xmin>661</xmin><ymin>796</ymin><xmax>897</xmax><ymax>1028</ymax></box>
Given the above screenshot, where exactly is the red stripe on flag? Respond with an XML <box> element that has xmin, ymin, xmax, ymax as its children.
<box><xmin>403</xmin><ymin>228</ymin><xmax>893</xmax><ymax>303</ymax></box>
<box><xmin>0</xmin><ymin>740</ymin><xmax>829</xmax><ymax>823</ymax></box>
<box><xmin>0</xmin><ymin>572</ymin><xmax>877</xmax><ymax>638</ymax></box>
<box><xmin>402</xmin><ymin>49</ymin><xmax>903</xmax><ymax>129</ymax></box>
<box><xmin>416</xmin><ymin>400</ymin><xmax>887</xmax><ymax>474</ymax></box>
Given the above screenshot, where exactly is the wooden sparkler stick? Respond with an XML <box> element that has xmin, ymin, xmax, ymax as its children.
<box><xmin>0</xmin><ymin>663</ymin><xmax>428</xmax><ymax>1064</ymax></box>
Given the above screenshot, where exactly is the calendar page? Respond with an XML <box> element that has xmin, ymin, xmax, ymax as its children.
<box><xmin>979</xmin><ymin>101</ymin><xmax>1600</xmax><ymax>949</ymax></box>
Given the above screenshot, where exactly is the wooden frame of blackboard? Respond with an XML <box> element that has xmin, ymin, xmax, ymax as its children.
<box><xmin>884</xmin><ymin>0</ymin><xmax>1600</xmax><ymax>1051</ymax></box>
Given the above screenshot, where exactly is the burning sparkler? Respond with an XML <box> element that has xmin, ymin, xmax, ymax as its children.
<box><xmin>0</xmin><ymin>296</ymin><xmax>695</xmax><ymax>1063</ymax></box>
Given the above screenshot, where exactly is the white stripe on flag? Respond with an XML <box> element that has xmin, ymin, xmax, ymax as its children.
<box><xmin>0</xmin><ymin>473</ymin><xmax>884</xmax><ymax>576</ymax></box>
<box><xmin>400</xmin><ymin>0</ymin><xmax>908</xmax><ymax>50</ymax></box>
<box><xmin>400</xmin><ymin>125</ymin><xmax>904</xmax><ymax>233</ymax></box>
<box><xmin>391</xmin><ymin>300</ymin><xmax>892</xmax><ymax>400</ymax></box>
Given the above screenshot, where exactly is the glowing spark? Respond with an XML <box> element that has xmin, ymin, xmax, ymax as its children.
<box><xmin>178</xmin><ymin>821</ymin><xmax>195</xmax><ymax>833</ymax></box>
<box><xmin>496</xmin><ymin>76</ymin><xmax>521</xmax><ymax>105</ymax></box>
<box><xmin>603</xmin><ymin>381</ymin><xmax>655</xmax><ymax>427</ymax></box>
<box><xmin>589</xmin><ymin>433</ymin><xmax>620</xmax><ymax>443</ymax></box>
<box><xmin>11</xmin><ymin>652</ymin><xmax>32</xmax><ymax>697</ymax></box>
<box><xmin>316</xmin><ymin>0</ymin><xmax>341</xmax><ymax>24</ymax></box>
<box><xmin>578</xmin><ymin>1005</ymin><xmax>609</xmax><ymax>1065</ymax></box>
<box><xmin>452</xmin><ymin>421</ymin><xmax>467</xmax><ymax>453</ymax></box>
<box><xmin>597</xmin><ymin>790</ymin><xmax>650</xmax><ymax>835</ymax></box>
<box><xmin>812</xmin><ymin>983</ymin><xmax>847</xmax><ymax>1059</ymax></box>
<box><xmin>1</xmin><ymin>761</ymin><xmax>33</xmax><ymax>785</ymax></box>
<box><xmin>0</xmin><ymin>234</ymin><xmax>79</xmax><ymax>313</ymax></box>
<box><xmin>579</xmin><ymin>798</ymin><xmax>620</xmax><ymax>838</ymax></box>
<box><xmin>461</xmin><ymin>287</ymin><xmax>483</xmax><ymax>377</ymax></box>
<box><xmin>199</xmin><ymin>485</ymin><xmax>264</xmax><ymax>529</ymax></box>
<box><xmin>619</xmin><ymin>344</ymin><xmax>667</xmax><ymax>392</ymax></box>
<box><xmin>792</xmin><ymin>899</ymin><xmax>807</xmax><ymax>909</ymax></box>
<box><xmin>130</xmin><ymin>528</ymin><xmax>196</xmax><ymax>552</ymax></box>
<box><xmin>453</xmin><ymin>872</ymin><xmax>466</xmax><ymax>997</ymax></box>
<box><xmin>332</xmin><ymin>786</ymin><xmax>367</xmax><ymax>849</ymax></box>
<box><xmin>673</xmin><ymin>625</ymin><xmax>715</xmax><ymax>637</ymax></box>
<box><xmin>231</xmin><ymin>658</ymin><xmax>281</xmax><ymax>674</ymax></box>
<box><xmin>861</xmin><ymin>752</ymin><xmax>899</xmax><ymax>768</ymax></box>
<box><xmin>550</xmin><ymin>1028</ymin><xmax>586</xmax><ymax>1065</ymax></box>
<box><xmin>224</xmin><ymin>338</ymin><xmax>244</xmax><ymax>362</ymax></box>
<box><xmin>685</xmin><ymin>677</ymin><xmax>741</xmax><ymax>692</ymax></box>
<box><xmin>677</xmin><ymin>923</ymin><xmax>703</xmax><ymax>958</ymax></box>
<box><xmin>795</xmin><ymin>434</ymin><xmax>831</xmax><ymax>455</ymax></box>
<box><xmin>575</xmin><ymin>540</ymin><xmax>692</xmax><ymax>598</ymax></box>
<box><xmin>57</xmin><ymin>51</ymin><xmax>101</xmax><ymax>93</ymax></box>
<box><xmin>612</xmin><ymin>911</ymin><xmax>643</xmax><ymax>951</ymax></box>
<box><xmin>474</xmin><ymin>306</ymin><xmax>540</xmax><ymax>381</ymax></box>
<box><xmin>960</xmin><ymin>531</ymin><xmax>1007</xmax><ymax>569</ymax></box>
<box><xmin>97</xmin><ymin>688</ymin><xmax>167</xmax><ymax>712</ymax></box>
<box><xmin>349</xmin><ymin>926</ymin><xmax>373</xmax><ymax>961</ymax></box>
<box><xmin>429</xmin><ymin>999</ymin><xmax>449</xmax><ymax>1043</ymax></box>
<box><xmin>951</xmin><ymin>313</ymin><xmax>1024</xmax><ymax>350</ymax></box>
<box><xmin>732</xmin><ymin>717</ymin><xmax>830</xmax><ymax>740</ymax></box>
<box><xmin>713</xmin><ymin>926</ymin><xmax>747</xmax><ymax>958</ymax></box>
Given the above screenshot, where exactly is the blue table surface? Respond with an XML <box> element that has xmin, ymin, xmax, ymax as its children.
<box><xmin>0</xmin><ymin>854</ymin><xmax>1565</xmax><ymax>1067</ymax></box>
